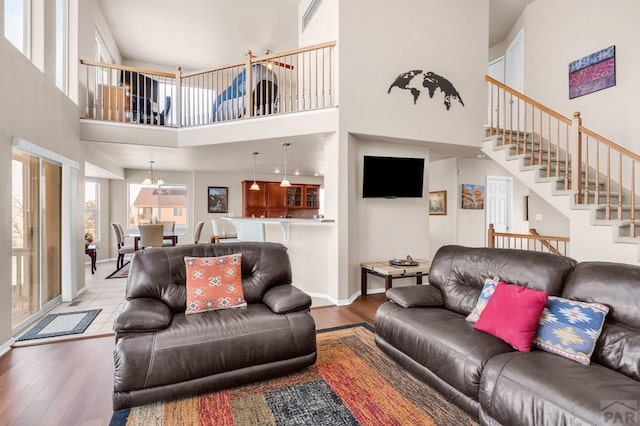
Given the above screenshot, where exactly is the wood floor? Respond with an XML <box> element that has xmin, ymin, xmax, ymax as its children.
<box><xmin>0</xmin><ymin>294</ymin><xmax>386</xmax><ymax>425</ymax></box>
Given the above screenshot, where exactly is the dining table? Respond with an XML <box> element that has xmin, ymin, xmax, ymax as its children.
<box><xmin>126</xmin><ymin>231</ymin><xmax>185</xmax><ymax>251</ymax></box>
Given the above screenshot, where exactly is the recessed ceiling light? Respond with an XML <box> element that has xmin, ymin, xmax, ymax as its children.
<box><xmin>274</xmin><ymin>168</ymin><xmax>280</xmax><ymax>174</ymax></box>
<box><xmin>294</xmin><ymin>171</ymin><xmax>300</xmax><ymax>176</ymax></box>
<box><xmin>313</xmin><ymin>173</ymin><xmax>319</xmax><ymax>176</ymax></box>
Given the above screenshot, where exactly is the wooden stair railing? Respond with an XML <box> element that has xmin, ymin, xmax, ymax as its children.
<box><xmin>486</xmin><ymin>75</ymin><xmax>639</xmax><ymax>238</ymax></box>
<box><xmin>487</xmin><ymin>224</ymin><xmax>569</xmax><ymax>256</ymax></box>
<box><xmin>529</xmin><ymin>228</ymin><xmax>561</xmax><ymax>255</ymax></box>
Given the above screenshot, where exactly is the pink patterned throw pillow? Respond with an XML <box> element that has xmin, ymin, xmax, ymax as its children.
<box><xmin>184</xmin><ymin>253</ymin><xmax>246</xmax><ymax>314</ymax></box>
<box><xmin>474</xmin><ymin>282</ymin><xmax>548</xmax><ymax>352</ymax></box>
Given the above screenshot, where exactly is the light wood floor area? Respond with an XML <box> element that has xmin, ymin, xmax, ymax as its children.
<box><xmin>0</xmin><ymin>293</ymin><xmax>386</xmax><ymax>425</ymax></box>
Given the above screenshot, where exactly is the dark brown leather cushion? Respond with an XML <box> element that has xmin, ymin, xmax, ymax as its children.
<box><xmin>562</xmin><ymin>262</ymin><xmax>640</xmax><ymax>381</ymax></box>
<box><xmin>480</xmin><ymin>351</ymin><xmax>640</xmax><ymax>426</ymax></box>
<box><xmin>113</xmin><ymin>298</ymin><xmax>172</xmax><ymax>332</ymax></box>
<box><xmin>126</xmin><ymin>242</ymin><xmax>292</xmax><ymax>313</ymax></box>
<box><xmin>428</xmin><ymin>246</ymin><xmax>576</xmax><ymax>316</ymax></box>
<box><xmin>386</xmin><ymin>285</ymin><xmax>444</xmax><ymax>308</ymax></box>
<box><xmin>114</xmin><ymin>304</ymin><xmax>315</xmax><ymax>393</ymax></box>
<box><xmin>375</xmin><ymin>302</ymin><xmax>513</xmax><ymax>399</ymax></box>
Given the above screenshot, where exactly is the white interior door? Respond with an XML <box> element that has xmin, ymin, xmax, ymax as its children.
<box><xmin>487</xmin><ymin>57</ymin><xmax>504</xmax><ymax>128</ymax></box>
<box><xmin>505</xmin><ymin>30</ymin><xmax>524</xmax><ymax>130</ymax></box>
<box><xmin>486</xmin><ymin>176</ymin><xmax>512</xmax><ymax>235</ymax></box>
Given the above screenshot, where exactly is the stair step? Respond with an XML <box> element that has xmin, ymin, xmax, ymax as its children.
<box><xmin>593</xmin><ymin>205</ymin><xmax>640</xmax><ymax>221</ymax></box>
<box><xmin>617</xmin><ymin>220</ymin><xmax>640</xmax><ymax>238</ymax></box>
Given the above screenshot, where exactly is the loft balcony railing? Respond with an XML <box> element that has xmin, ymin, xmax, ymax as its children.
<box><xmin>487</xmin><ymin>75</ymin><xmax>639</xmax><ymax>238</ymax></box>
<box><xmin>80</xmin><ymin>41</ymin><xmax>336</xmax><ymax>128</ymax></box>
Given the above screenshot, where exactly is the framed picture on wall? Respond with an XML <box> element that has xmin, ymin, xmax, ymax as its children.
<box><xmin>207</xmin><ymin>187</ymin><xmax>228</xmax><ymax>213</ymax></box>
<box><xmin>429</xmin><ymin>191</ymin><xmax>447</xmax><ymax>215</ymax></box>
<box><xmin>461</xmin><ymin>184</ymin><xmax>485</xmax><ymax>209</ymax></box>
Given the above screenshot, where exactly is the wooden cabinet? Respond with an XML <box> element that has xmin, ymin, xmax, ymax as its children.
<box><xmin>266</xmin><ymin>183</ymin><xmax>288</xmax><ymax>217</ymax></box>
<box><xmin>98</xmin><ymin>85</ymin><xmax>130</xmax><ymax>122</ymax></box>
<box><xmin>242</xmin><ymin>181</ymin><xmax>320</xmax><ymax>217</ymax></box>
<box><xmin>286</xmin><ymin>186</ymin><xmax>304</xmax><ymax>208</ymax></box>
<box><xmin>305</xmin><ymin>186</ymin><xmax>320</xmax><ymax>208</ymax></box>
<box><xmin>287</xmin><ymin>184</ymin><xmax>320</xmax><ymax>209</ymax></box>
<box><xmin>242</xmin><ymin>181</ymin><xmax>267</xmax><ymax>218</ymax></box>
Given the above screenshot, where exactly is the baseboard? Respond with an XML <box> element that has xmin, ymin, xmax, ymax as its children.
<box><xmin>306</xmin><ymin>287</ymin><xmax>386</xmax><ymax>307</ymax></box>
<box><xmin>0</xmin><ymin>338</ymin><xmax>16</xmax><ymax>356</ymax></box>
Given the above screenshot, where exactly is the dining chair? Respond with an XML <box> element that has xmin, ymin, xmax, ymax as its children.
<box><xmin>138</xmin><ymin>224</ymin><xmax>165</xmax><ymax>248</ymax></box>
<box><xmin>158</xmin><ymin>221</ymin><xmax>176</xmax><ymax>247</ymax></box>
<box><xmin>193</xmin><ymin>221</ymin><xmax>204</xmax><ymax>244</ymax></box>
<box><xmin>111</xmin><ymin>222</ymin><xmax>135</xmax><ymax>269</ymax></box>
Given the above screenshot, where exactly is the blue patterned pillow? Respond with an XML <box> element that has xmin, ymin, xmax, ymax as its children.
<box><xmin>533</xmin><ymin>296</ymin><xmax>609</xmax><ymax>365</ymax></box>
<box><xmin>466</xmin><ymin>278</ymin><xmax>498</xmax><ymax>323</ymax></box>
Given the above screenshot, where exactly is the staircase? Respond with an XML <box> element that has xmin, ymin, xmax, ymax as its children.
<box><xmin>482</xmin><ymin>76</ymin><xmax>640</xmax><ymax>265</ymax></box>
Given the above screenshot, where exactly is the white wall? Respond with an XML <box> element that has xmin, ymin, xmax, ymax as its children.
<box><xmin>500</xmin><ymin>0</ymin><xmax>640</xmax><ymax>153</ymax></box>
<box><xmin>427</xmin><ymin>157</ymin><xmax>531</xmax><ymax>256</ymax></box>
<box><xmin>428</xmin><ymin>158</ymin><xmax>458</xmax><ymax>258</ymax></box>
<box><xmin>332</xmin><ymin>0</ymin><xmax>490</xmax><ymax>299</ymax></box>
<box><xmin>527</xmin><ymin>192</ymin><xmax>569</xmax><ymax>237</ymax></box>
<box><xmin>456</xmin><ymin>157</ymin><xmax>529</xmax><ymax>247</ymax></box>
<box><xmin>354</xmin><ymin>139</ymin><xmax>430</xmax><ymax>294</ymax></box>
<box><xmin>0</xmin><ymin>0</ymin><xmax>116</xmax><ymax>347</ymax></box>
<box><xmin>338</xmin><ymin>0</ymin><xmax>488</xmax><ymax>145</ymax></box>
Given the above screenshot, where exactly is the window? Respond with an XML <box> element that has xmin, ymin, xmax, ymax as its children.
<box><xmin>84</xmin><ymin>181</ymin><xmax>99</xmax><ymax>241</ymax></box>
<box><xmin>4</xmin><ymin>0</ymin><xmax>30</xmax><ymax>57</ymax></box>
<box><xmin>302</xmin><ymin>0</ymin><xmax>323</xmax><ymax>31</ymax></box>
<box><xmin>55</xmin><ymin>0</ymin><xmax>68</xmax><ymax>93</ymax></box>
<box><xmin>95</xmin><ymin>31</ymin><xmax>113</xmax><ymax>64</ymax></box>
<box><xmin>128</xmin><ymin>183</ymin><xmax>188</xmax><ymax>228</ymax></box>
<box><xmin>95</xmin><ymin>31</ymin><xmax>114</xmax><ymax>86</ymax></box>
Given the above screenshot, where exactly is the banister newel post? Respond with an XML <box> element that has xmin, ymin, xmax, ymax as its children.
<box><xmin>571</xmin><ymin>112</ymin><xmax>583</xmax><ymax>204</ymax></box>
<box><xmin>488</xmin><ymin>224</ymin><xmax>495</xmax><ymax>248</ymax></box>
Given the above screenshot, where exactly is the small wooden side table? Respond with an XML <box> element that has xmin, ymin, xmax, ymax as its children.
<box><xmin>85</xmin><ymin>244</ymin><xmax>97</xmax><ymax>274</ymax></box>
<box><xmin>360</xmin><ymin>259</ymin><xmax>431</xmax><ymax>296</ymax></box>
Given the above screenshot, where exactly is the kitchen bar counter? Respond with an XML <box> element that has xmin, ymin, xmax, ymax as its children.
<box><xmin>222</xmin><ymin>217</ymin><xmax>335</xmax><ymax>241</ymax></box>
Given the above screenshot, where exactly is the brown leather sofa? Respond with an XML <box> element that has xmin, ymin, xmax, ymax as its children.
<box><xmin>375</xmin><ymin>245</ymin><xmax>640</xmax><ymax>425</ymax></box>
<box><xmin>112</xmin><ymin>242</ymin><xmax>317</xmax><ymax>410</ymax></box>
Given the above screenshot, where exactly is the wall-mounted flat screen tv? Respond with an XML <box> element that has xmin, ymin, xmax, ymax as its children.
<box><xmin>362</xmin><ymin>155</ymin><xmax>425</xmax><ymax>198</ymax></box>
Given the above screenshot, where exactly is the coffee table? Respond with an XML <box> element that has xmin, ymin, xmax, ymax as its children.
<box><xmin>360</xmin><ymin>259</ymin><xmax>431</xmax><ymax>296</ymax></box>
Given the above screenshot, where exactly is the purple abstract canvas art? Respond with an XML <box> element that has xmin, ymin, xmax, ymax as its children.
<box><xmin>569</xmin><ymin>45</ymin><xmax>616</xmax><ymax>99</ymax></box>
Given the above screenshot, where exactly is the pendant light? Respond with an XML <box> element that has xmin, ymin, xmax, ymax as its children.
<box><xmin>280</xmin><ymin>143</ymin><xmax>291</xmax><ymax>187</ymax></box>
<box><xmin>250</xmin><ymin>152</ymin><xmax>260</xmax><ymax>191</ymax></box>
<box><xmin>142</xmin><ymin>161</ymin><xmax>164</xmax><ymax>186</ymax></box>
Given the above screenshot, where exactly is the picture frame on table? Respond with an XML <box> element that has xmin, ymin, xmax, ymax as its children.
<box><xmin>429</xmin><ymin>191</ymin><xmax>447</xmax><ymax>215</ymax></box>
<box><xmin>207</xmin><ymin>187</ymin><xmax>228</xmax><ymax>213</ymax></box>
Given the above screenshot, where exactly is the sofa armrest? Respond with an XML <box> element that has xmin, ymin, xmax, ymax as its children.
<box><xmin>113</xmin><ymin>298</ymin><xmax>172</xmax><ymax>333</ymax></box>
<box><xmin>387</xmin><ymin>285</ymin><xmax>444</xmax><ymax>308</ymax></box>
<box><xmin>263</xmin><ymin>284</ymin><xmax>312</xmax><ymax>314</ymax></box>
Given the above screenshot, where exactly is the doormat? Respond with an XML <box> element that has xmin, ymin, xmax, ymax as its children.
<box><xmin>16</xmin><ymin>309</ymin><xmax>102</xmax><ymax>342</ymax></box>
<box><xmin>106</xmin><ymin>261</ymin><xmax>130</xmax><ymax>279</ymax></box>
<box><xmin>111</xmin><ymin>323</ymin><xmax>477</xmax><ymax>426</ymax></box>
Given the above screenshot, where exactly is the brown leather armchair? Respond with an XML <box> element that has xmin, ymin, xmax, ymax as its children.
<box><xmin>112</xmin><ymin>242</ymin><xmax>317</xmax><ymax>410</ymax></box>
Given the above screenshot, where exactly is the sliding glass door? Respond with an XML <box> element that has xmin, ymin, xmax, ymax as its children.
<box><xmin>12</xmin><ymin>149</ymin><xmax>62</xmax><ymax>329</ymax></box>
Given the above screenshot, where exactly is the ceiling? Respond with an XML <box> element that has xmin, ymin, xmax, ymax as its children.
<box><xmin>89</xmin><ymin>0</ymin><xmax>533</xmax><ymax>178</ymax></box>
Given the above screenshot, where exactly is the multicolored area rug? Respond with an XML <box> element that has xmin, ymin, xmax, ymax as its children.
<box><xmin>110</xmin><ymin>324</ymin><xmax>477</xmax><ymax>425</ymax></box>
<box><xmin>15</xmin><ymin>309</ymin><xmax>102</xmax><ymax>342</ymax></box>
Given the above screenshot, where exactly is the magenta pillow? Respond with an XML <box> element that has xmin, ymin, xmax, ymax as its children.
<box><xmin>474</xmin><ymin>282</ymin><xmax>548</xmax><ymax>352</ymax></box>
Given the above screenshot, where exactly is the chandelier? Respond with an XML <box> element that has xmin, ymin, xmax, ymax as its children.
<box><xmin>280</xmin><ymin>143</ymin><xmax>291</xmax><ymax>187</ymax></box>
<box><xmin>142</xmin><ymin>161</ymin><xmax>164</xmax><ymax>186</ymax></box>
<box><xmin>250</xmin><ymin>152</ymin><xmax>260</xmax><ymax>191</ymax></box>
